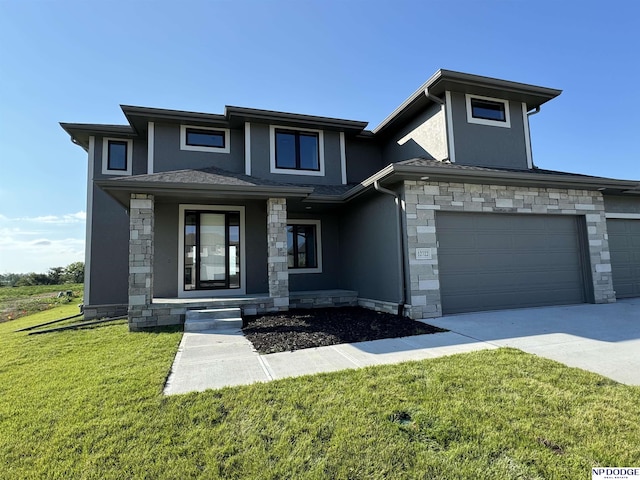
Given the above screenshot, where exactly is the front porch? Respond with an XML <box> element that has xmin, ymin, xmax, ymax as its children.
<box><xmin>124</xmin><ymin>190</ymin><xmax>403</xmax><ymax>331</ymax></box>
<box><xmin>138</xmin><ymin>290</ymin><xmax>360</xmax><ymax>328</ymax></box>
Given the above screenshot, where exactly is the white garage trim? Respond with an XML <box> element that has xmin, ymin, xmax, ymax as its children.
<box><xmin>606</xmin><ymin>213</ymin><xmax>640</xmax><ymax>219</ymax></box>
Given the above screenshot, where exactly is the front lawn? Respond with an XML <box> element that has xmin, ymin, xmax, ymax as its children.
<box><xmin>1</xmin><ymin>306</ymin><xmax>639</xmax><ymax>479</ymax></box>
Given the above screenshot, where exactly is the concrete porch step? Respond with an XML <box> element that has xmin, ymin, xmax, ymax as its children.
<box><xmin>184</xmin><ymin>307</ymin><xmax>243</xmax><ymax>332</ymax></box>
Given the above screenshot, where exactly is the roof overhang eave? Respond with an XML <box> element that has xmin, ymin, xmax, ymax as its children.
<box><xmin>339</xmin><ymin>163</ymin><xmax>639</xmax><ymax>200</ymax></box>
<box><xmin>96</xmin><ymin>180</ymin><xmax>314</xmax><ymax>207</ymax></box>
<box><xmin>373</xmin><ymin>69</ymin><xmax>562</xmax><ymax>136</ymax></box>
<box><xmin>390</xmin><ymin>164</ymin><xmax>640</xmax><ymax>191</ymax></box>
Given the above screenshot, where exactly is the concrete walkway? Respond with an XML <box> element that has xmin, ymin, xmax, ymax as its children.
<box><xmin>164</xmin><ymin>298</ymin><xmax>640</xmax><ymax>395</ymax></box>
<box><xmin>164</xmin><ymin>326</ymin><xmax>495</xmax><ymax>395</ymax></box>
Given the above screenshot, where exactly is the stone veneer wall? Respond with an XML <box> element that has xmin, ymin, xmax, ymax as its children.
<box><xmin>357</xmin><ymin>298</ymin><xmax>401</xmax><ymax>315</ymax></box>
<box><xmin>403</xmin><ymin>181</ymin><xmax>616</xmax><ymax>320</ymax></box>
<box><xmin>289</xmin><ymin>290</ymin><xmax>358</xmax><ymax>309</ymax></box>
<box><xmin>128</xmin><ymin>194</ymin><xmax>155</xmax><ymax>331</ymax></box>
<box><xmin>83</xmin><ymin>304</ymin><xmax>128</xmax><ymax>320</ymax></box>
<box><xmin>267</xmin><ymin>198</ymin><xmax>290</xmax><ymax>310</ymax></box>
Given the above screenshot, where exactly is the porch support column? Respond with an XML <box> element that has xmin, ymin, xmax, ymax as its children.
<box><xmin>267</xmin><ymin>198</ymin><xmax>289</xmax><ymax>311</ymax></box>
<box><xmin>128</xmin><ymin>193</ymin><xmax>155</xmax><ymax>331</ymax></box>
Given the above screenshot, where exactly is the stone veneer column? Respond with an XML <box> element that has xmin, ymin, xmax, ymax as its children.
<box><xmin>128</xmin><ymin>193</ymin><xmax>154</xmax><ymax>331</ymax></box>
<box><xmin>402</xmin><ymin>180</ymin><xmax>616</xmax><ymax>320</ymax></box>
<box><xmin>267</xmin><ymin>198</ymin><xmax>289</xmax><ymax>311</ymax></box>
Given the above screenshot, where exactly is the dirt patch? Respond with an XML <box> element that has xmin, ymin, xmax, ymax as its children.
<box><xmin>243</xmin><ymin>307</ymin><xmax>447</xmax><ymax>354</ymax></box>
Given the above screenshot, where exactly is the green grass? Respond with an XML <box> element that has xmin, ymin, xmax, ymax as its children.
<box><xmin>1</xmin><ymin>306</ymin><xmax>639</xmax><ymax>479</ymax></box>
<box><xmin>0</xmin><ymin>283</ymin><xmax>83</xmax><ymax>322</ymax></box>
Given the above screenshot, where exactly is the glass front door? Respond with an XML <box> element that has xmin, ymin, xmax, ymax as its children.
<box><xmin>184</xmin><ymin>211</ymin><xmax>240</xmax><ymax>291</ymax></box>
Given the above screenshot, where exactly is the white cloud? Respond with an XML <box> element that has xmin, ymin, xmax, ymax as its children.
<box><xmin>0</xmin><ymin>212</ymin><xmax>86</xmax><ymax>273</ymax></box>
<box><xmin>19</xmin><ymin>211</ymin><xmax>86</xmax><ymax>224</ymax></box>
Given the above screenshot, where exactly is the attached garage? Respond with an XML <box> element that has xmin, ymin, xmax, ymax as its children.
<box><xmin>436</xmin><ymin>212</ymin><xmax>592</xmax><ymax>314</ymax></box>
<box><xmin>607</xmin><ymin>218</ymin><xmax>640</xmax><ymax>298</ymax></box>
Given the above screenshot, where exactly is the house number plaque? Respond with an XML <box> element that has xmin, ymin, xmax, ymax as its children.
<box><xmin>415</xmin><ymin>248</ymin><xmax>432</xmax><ymax>260</ymax></box>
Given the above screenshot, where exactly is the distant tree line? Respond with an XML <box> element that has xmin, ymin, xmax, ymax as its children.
<box><xmin>0</xmin><ymin>262</ymin><xmax>84</xmax><ymax>287</ymax></box>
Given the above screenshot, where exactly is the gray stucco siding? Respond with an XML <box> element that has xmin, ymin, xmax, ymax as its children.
<box><xmin>449</xmin><ymin>91</ymin><xmax>529</xmax><ymax>170</ymax></box>
<box><xmin>153</xmin><ymin>203</ymin><xmax>178</xmax><ymax>298</ymax></box>
<box><xmin>382</xmin><ymin>102</ymin><xmax>447</xmax><ymax>164</ymax></box>
<box><xmin>345</xmin><ymin>137</ymin><xmax>384</xmax><ymax>183</ymax></box>
<box><xmin>249</xmin><ymin>123</ymin><xmax>344</xmax><ymax>185</ymax></box>
<box><xmin>93</xmin><ymin>136</ymin><xmax>148</xmax><ymax>179</ymax></box>
<box><xmin>152</xmin><ymin>122</ymin><xmax>245</xmax><ymax>174</ymax></box>
<box><xmin>288</xmin><ymin>213</ymin><xmax>342</xmax><ymax>292</ymax></box>
<box><xmin>87</xmin><ymin>185</ymin><xmax>129</xmax><ymax>305</ymax></box>
<box><xmin>339</xmin><ymin>191</ymin><xmax>401</xmax><ymax>302</ymax></box>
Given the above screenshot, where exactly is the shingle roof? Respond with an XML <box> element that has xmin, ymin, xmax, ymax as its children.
<box><xmin>106</xmin><ymin>166</ymin><xmax>355</xmax><ymax>197</ymax></box>
<box><xmin>394</xmin><ymin>158</ymin><xmax>628</xmax><ymax>182</ymax></box>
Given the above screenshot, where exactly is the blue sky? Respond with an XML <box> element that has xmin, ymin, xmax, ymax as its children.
<box><xmin>0</xmin><ymin>0</ymin><xmax>638</xmax><ymax>273</ymax></box>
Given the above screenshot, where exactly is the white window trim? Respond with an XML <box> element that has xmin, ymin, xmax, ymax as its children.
<box><xmin>339</xmin><ymin>131</ymin><xmax>347</xmax><ymax>184</ymax></box>
<box><xmin>85</xmin><ymin>136</ymin><xmax>95</xmax><ymax>303</ymax></box>
<box><xmin>180</xmin><ymin>125</ymin><xmax>230</xmax><ymax>154</ymax></box>
<box><xmin>521</xmin><ymin>102</ymin><xmax>533</xmax><ymax>169</ymax></box>
<box><xmin>101</xmin><ymin>137</ymin><xmax>133</xmax><ymax>175</ymax></box>
<box><xmin>269</xmin><ymin>125</ymin><xmax>325</xmax><ymax>176</ymax></box>
<box><xmin>445</xmin><ymin>91</ymin><xmax>456</xmax><ymax>163</ymax></box>
<box><xmin>147</xmin><ymin>121</ymin><xmax>155</xmax><ymax>174</ymax></box>
<box><xmin>465</xmin><ymin>93</ymin><xmax>511</xmax><ymax>128</ymax></box>
<box><xmin>177</xmin><ymin>204</ymin><xmax>246</xmax><ymax>298</ymax></box>
<box><xmin>287</xmin><ymin>219</ymin><xmax>322</xmax><ymax>274</ymax></box>
<box><xmin>244</xmin><ymin>122</ymin><xmax>251</xmax><ymax>175</ymax></box>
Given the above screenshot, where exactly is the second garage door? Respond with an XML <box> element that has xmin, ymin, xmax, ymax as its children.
<box><xmin>608</xmin><ymin>219</ymin><xmax>640</xmax><ymax>298</ymax></box>
<box><xmin>436</xmin><ymin>212</ymin><xmax>590</xmax><ymax>314</ymax></box>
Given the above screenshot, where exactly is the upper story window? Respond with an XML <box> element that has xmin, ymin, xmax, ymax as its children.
<box><xmin>102</xmin><ymin>137</ymin><xmax>132</xmax><ymax>175</ymax></box>
<box><xmin>269</xmin><ymin>125</ymin><xmax>325</xmax><ymax>176</ymax></box>
<box><xmin>465</xmin><ymin>94</ymin><xmax>511</xmax><ymax>128</ymax></box>
<box><xmin>180</xmin><ymin>125</ymin><xmax>230</xmax><ymax>153</ymax></box>
<box><xmin>287</xmin><ymin>220</ymin><xmax>322</xmax><ymax>273</ymax></box>
<box><xmin>276</xmin><ymin>129</ymin><xmax>319</xmax><ymax>170</ymax></box>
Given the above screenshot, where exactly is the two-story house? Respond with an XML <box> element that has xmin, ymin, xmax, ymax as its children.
<box><xmin>61</xmin><ymin>69</ymin><xmax>640</xmax><ymax>331</ymax></box>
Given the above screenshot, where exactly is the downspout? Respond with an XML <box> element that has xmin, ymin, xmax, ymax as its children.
<box><xmin>373</xmin><ymin>180</ymin><xmax>407</xmax><ymax>316</ymax></box>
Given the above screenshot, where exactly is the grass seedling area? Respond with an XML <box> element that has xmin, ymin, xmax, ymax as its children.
<box><xmin>1</xmin><ymin>306</ymin><xmax>639</xmax><ymax>479</ymax></box>
<box><xmin>0</xmin><ymin>283</ymin><xmax>83</xmax><ymax>322</ymax></box>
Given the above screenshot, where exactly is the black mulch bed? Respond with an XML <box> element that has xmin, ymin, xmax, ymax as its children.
<box><xmin>242</xmin><ymin>307</ymin><xmax>447</xmax><ymax>354</ymax></box>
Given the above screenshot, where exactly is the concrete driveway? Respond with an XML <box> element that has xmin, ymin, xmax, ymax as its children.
<box><xmin>427</xmin><ymin>298</ymin><xmax>640</xmax><ymax>385</ymax></box>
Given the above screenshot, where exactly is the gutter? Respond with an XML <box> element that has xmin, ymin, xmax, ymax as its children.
<box><xmin>425</xmin><ymin>88</ymin><xmax>445</xmax><ymax>106</ymax></box>
<box><xmin>373</xmin><ymin>180</ymin><xmax>407</xmax><ymax>317</ymax></box>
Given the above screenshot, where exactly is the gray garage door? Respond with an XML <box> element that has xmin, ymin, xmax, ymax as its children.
<box><xmin>436</xmin><ymin>212</ymin><xmax>589</xmax><ymax>314</ymax></box>
<box><xmin>608</xmin><ymin>219</ymin><xmax>640</xmax><ymax>298</ymax></box>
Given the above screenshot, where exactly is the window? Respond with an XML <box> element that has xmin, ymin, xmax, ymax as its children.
<box><xmin>269</xmin><ymin>126</ymin><xmax>325</xmax><ymax>176</ymax></box>
<box><xmin>180</xmin><ymin>125</ymin><xmax>230</xmax><ymax>153</ymax></box>
<box><xmin>471</xmin><ymin>99</ymin><xmax>505</xmax><ymax>121</ymax></box>
<box><xmin>185</xmin><ymin>127</ymin><xmax>225</xmax><ymax>148</ymax></box>
<box><xmin>108</xmin><ymin>141</ymin><xmax>128</xmax><ymax>170</ymax></box>
<box><xmin>287</xmin><ymin>220</ymin><xmax>322</xmax><ymax>273</ymax></box>
<box><xmin>275</xmin><ymin>129</ymin><xmax>319</xmax><ymax>171</ymax></box>
<box><xmin>101</xmin><ymin>137</ymin><xmax>132</xmax><ymax>175</ymax></box>
<box><xmin>465</xmin><ymin>94</ymin><xmax>511</xmax><ymax>128</ymax></box>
